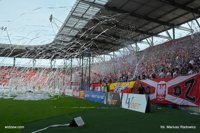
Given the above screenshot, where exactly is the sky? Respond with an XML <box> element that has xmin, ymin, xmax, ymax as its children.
<box><xmin>0</xmin><ymin>0</ymin><xmax>76</xmax><ymax>45</ymax></box>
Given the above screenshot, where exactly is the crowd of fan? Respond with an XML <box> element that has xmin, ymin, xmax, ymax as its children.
<box><xmin>92</xmin><ymin>33</ymin><xmax>200</xmax><ymax>83</ymax></box>
<box><xmin>0</xmin><ymin>67</ymin><xmax>68</xmax><ymax>87</ymax></box>
<box><xmin>0</xmin><ymin>33</ymin><xmax>200</xmax><ymax>85</ymax></box>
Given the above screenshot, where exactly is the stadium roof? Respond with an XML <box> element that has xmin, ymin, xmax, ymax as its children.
<box><xmin>0</xmin><ymin>0</ymin><xmax>200</xmax><ymax>59</ymax></box>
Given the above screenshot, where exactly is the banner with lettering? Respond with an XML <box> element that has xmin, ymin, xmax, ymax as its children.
<box><xmin>106</xmin><ymin>92</ymin><xmax>121</xmax><ymax>106</ymax></box>
<box><xmin>109</xmin><ymin>81</ymin><xmax>135</xmax><ymax>93</ymax></box>
<box><xmin>140</xmin><ymin>74</ymin><xmax>200</xmax><ymax>106</ymax></box>
<box><xmin>85</xmin><ymin>91</ymin><xmax>106</xmax><ymax>104</ymax></box>
<box><xmin>121</xmin><ymin>93</ymin><xmax>148</xmax><ymax>113</ymax></box>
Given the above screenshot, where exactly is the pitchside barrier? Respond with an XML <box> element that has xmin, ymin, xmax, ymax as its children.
<box><xmin>65</xmin><ymin>89</ymin><xmax>148</xmax><ymax>113</ymax></box>
<box><xmin>121</xmin><ymin>93</ymin><xmax>148</xmax><ymax>113</ymax></box>
<box><xmin>63</xmin><ymin>74</ymin><xmax>200</xmax><ymax>112</ymax></box>
<box><xmin>85</xmin><ymin>91</ymin><xmax>106</xmax><ymax>104</ymax></box>
<box><xmin>89</xmin><ymin>74</ymin><xmax>200</xmax><ymax>107</ymax></box>
<box><xmin>106</xmin><ymin>92</ymin><xmax>121</xmax><ymax>106</ymax></box>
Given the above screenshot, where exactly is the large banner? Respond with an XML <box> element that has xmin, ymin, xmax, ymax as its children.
<box><xmin>121</xmin><ymin>93</ymin><xmax>148</xmax><ymax>113</ymax></box>
<box><xmin>109</xmin><ymin>81</ymin><xmax>135</xmax><ymax>93</ymax></box>
<box><xmin>90</xmin><ymin>83</ymin><xmax>102</xmax><ymax>92</ymax></box>
<box><xmin>85</xmin><ymin>91</ymin><xmax>106</xmax><ymax>104</ymax></box>
<box><xmin>140</xmin><ymin>74</ymin><xmax>200</xmax><ymax>106</ymax></box>
<box><xmin>90</xmin><ymin>83</ymin><xmax>108</xmax><ymax>92</ymax></box>
<box><xmin>106</xmin><ymin>92</ymin><xmax>122</xmax><ymax>106</ymax></box>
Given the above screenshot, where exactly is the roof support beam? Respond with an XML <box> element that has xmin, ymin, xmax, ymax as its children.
<box><xmin>94</xmin><ymin>20</ymin><xmax>171</xmax><ymax>40</ymax></box>
<box><xmin>187</xmin><ymin>22</ymin><xmax>193</xmax><ymax>30</ymax></box>
<box><xmin>82</xmin><ymin>0</ymin><xmax>194</xmax><ymax>37</ymax></box>
<box><xmin>80</xmin><ymin>0</ymin><xmax>105</xmax><ymax>9</ymax></box>
<box><xmin>129</xmin><ymin>11</ymin><xmax>173</xmax><ymax>27</ymax></box>
<box><xmin>81</xmin><ymin>0</ymin><xmax>174</xmax><ymax>27</ymax></box>
<box><xmin>177</xmin><ymin>26</ymin><xmax>194</xmax><ymax>33</ymax></box>
<box><xmin>192</xmin><ymin>13</ymin><xmax>200</xmax><ymax>28</ymax></box>
<box><xmin>59</xmin><ymin>0</ymin><xmax>91</xmax><ymax>40</ymax></box>
<box><xmin>165</xmin><ymin>30</ymin><xmax>173</xmax><ymax>40</ymax></box>
<box><xmin>145</xmin><ymin>37</ymin><xmax>154</xmax><ymax>47</ymax></box>
<box><xmin>106</xmin><ymin>6</ymin><xmax>192</xmax><ymax>35</ymax></box>
<box><xmin>73</xmin><ymin>29</ymin><xmax>136</xmax><ymax>43</ymax></box>
<box><xmin>72</xmin><ymin>33</ymin><xmax>118</xmax><ymax>42</ymax></box>
<box><xmin>158</xmin><ymin>0</ymin><xmax>200</xmax><ymax>15</ymax></box>
<box><xmin>138</xmin><ymin>40</ymin><xmax>150</xmax><ymax>45</ymax></box>
<box><xmin>71</xmin><ymin>14</ymin><xmax>90</xmax><ymax>22</ymax></box>
<box><xmin>56</xmin><ymin>36</ymin><xmax>122</xmax><ymax>48</ymax></box>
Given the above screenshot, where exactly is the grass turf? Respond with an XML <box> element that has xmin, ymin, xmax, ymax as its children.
<box><xmin>0</xmin><ymin>96</ymin><xmax>100</xmax><ymax>133</ymax></box>
<box><xmin>0</xmin><ymin>96</ymin><xmax>200</xmax><ymax>133</ymax></box>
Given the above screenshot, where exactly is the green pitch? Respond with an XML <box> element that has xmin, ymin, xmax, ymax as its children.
<box><xmin>0</xmin><ymin>96</ymin><xmax>199</xmax><ymax>133</ymax></box>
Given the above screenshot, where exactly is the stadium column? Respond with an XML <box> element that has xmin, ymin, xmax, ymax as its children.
<box><xmin>70</xmin><ymin>58</ymin><xmax>73</xmax><ymax>90</ymax></box>
<box><xmin>135</xmin><ymin>42</ymin><xmax>139</xmax><ymax>52</ymax></box>
<box><xmin>13</xmin><ymin>57</ymin><xmax>16</xmax><ymax>67</ymax></box>
<box><xmin>81</xmin><ymin>55</ymin><xmax>84</xmax><ymax>89</ymax></box>
<box><xmin>50</xmin><ymin>59</ymin><xmax>53</xmax><ymax>68</ymax></box>
<box><xmin>92</xmin><ymin>55</ymin><xmax>94</xmax><ymax>64</ymax></box>
<box><xmin>173</xmin><ymin>26</ymin><xmax>176</xmax><ymax>40</ymax></box>
<box><xmin>88</xmin><ymin>52</ymin><xmax>91</xmax><ymax>90</ymax></box>
<box><xmin>135</xmin><ymin>42</ymin><xmax>139</xmax><ymax>62</ymax></box>
<box><xmin>63</xmin><ymin>59</ymin><xmax>67</xmax><ymax>86</ymax></box>
<box><xmin>151</xmin><ymin>36</ymin><xmax>154</xmax><ymax>46</ymax></box>
<box><xmin>33</xmin><ymin>59</ymin><xmax>36</xmax><ymax>67</ymax></box>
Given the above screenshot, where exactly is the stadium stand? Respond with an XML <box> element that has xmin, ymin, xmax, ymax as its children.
<box><xmin>91</xmin><ymin>33</ymin><xmax>200</xmax><ymax>83</ymax></box>
<box><xmin>1</xmin><ymin>33</ymin><xmax>200</xmax><ymax>87</ymax></box>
